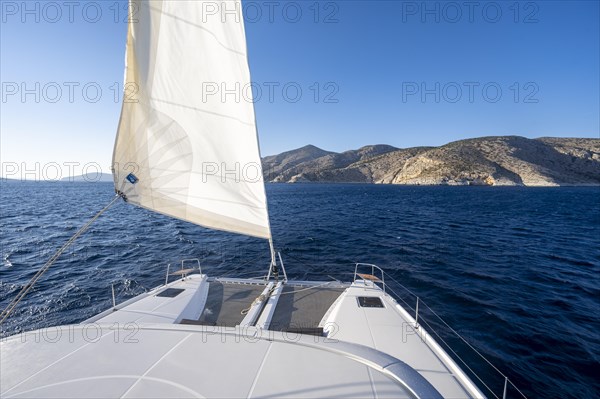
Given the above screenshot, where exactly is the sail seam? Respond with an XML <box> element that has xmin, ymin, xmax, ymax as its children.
<box><xmin>148</xmin><ymin>4</ymin><xmax>246</xmax><ymax>57</ymax></box>
<box><xmin>128</xmin><ymin>201</ymin><xmax>270</xmax><ymax>239</ymax></box>
<box><xmin>140</xmin><ymin>191</ymin><xmax>268</xmax><ymax>210</ymax></box>
<box><xmin>144</xmin><ymin>167</ymin><xmax>269</xmax><ymax>185</ymax></box>
<box><xmin>150</xmin><ymin>97</ymin><xmax>255</xmax><ymax>127</ymax></box>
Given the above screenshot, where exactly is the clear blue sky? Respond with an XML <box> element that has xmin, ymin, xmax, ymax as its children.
<box><xmin>1</xmin><ymin>1</ymin><xmax>599</xmax><ymax>178</ymax></box>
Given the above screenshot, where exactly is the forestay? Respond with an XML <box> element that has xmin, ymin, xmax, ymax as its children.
<box><xmin>112</xmin><ymin>0</ymin><xmax>271</xmax><ymax>239</ymax></box>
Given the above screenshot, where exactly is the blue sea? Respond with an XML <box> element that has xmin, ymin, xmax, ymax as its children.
<box><xmin>1</xmin><ymin>182</ymin><xmax>599</xmax><ymax>398</ymax></box>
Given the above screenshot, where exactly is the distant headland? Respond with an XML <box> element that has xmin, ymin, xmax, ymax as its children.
<box><xmin>262</xmin><ymin>136</ymin><xmax>600</xmax><ymax>186</ymax></box>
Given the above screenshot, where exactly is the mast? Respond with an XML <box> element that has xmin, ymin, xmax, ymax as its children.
<box><xmin>268</xmin><ymin>238</ymin><xmax>278</xmax><ymax>280</ymax></box>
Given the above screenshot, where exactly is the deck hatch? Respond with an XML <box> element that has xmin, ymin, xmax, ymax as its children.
<box><xmin>157</xmin><ymin>288</ymin><xmax>185</xmax><ymax>298</ymax></box>
<box><xmin>357</xmin><ymin>296</ymin><xmax>384</xmax><ymax>308</ymax></box>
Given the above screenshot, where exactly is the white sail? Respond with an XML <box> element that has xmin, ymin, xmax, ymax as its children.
<box><xmin>112</xmin><ymin>0</ymin><xmax>271</xmax><ymax>239</ymax></box>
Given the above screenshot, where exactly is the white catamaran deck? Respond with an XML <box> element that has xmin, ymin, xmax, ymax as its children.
<box><xmin>0</xmin><ymin>1</ymin><xmax>501</xmax><ymax>397</ymax></box>
<box><xmin>0</xmin><ymin>273</ymin><xmax>484</xmax><ymax>398</ymax></box>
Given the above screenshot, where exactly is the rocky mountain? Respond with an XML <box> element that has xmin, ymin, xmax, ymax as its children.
<box><xmin>263</xmin><ymin>144</ymin><xmax>398</xmax><ymax>183</ymax></box>
<box><xmin>262</xmin><ymin>136</ymin><xmax>600</xmax><ymax>186</ymax></box>
<box><xmin>262</xmin><ymin>144</ymin><xmax>334</xmax><ymax>181</ymax></box>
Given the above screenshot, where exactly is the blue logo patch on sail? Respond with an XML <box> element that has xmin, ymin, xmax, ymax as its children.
<box><xmin>126</xmin><ymin>173</ymin><xmax>139</xmax><ymax>184</ymax></box>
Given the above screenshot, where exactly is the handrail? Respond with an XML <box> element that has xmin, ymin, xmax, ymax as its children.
<box><xmin>353</xmin><ymin>263</ymin><xmax>386</xmax><ymax>293</ymax></box>
<box><xmin>164</xmin><ymin>259</ymin><xmax>202</xmax><ymax>285</ymax></box>
<box><xmin>181</xmin><ymin>258</ymin><xmax>202</xmax><ymax>274</ymax></box>
<box><xmin>380</xmin><ymin>268</ymin><xmax>528</xmax><ymax>399</ymax></box>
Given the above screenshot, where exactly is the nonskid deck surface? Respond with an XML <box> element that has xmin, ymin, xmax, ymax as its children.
<box><xmin>329</xmin><ymin>283</ymin><xmax>481</xmax><ymax>398</ymax></box>
<box><xmin>1</xmin><ymin>325</ymin><xmax>421</xmax><ymax>399</ymax></box>
<box><xmin>0</xmin><ymin>274</ymin><xmax>484</xmax><ymax>398</ymax></box>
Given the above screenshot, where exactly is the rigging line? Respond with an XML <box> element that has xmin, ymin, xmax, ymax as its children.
<box><xmin>278</xmin><ymin>252</ymin><xmax>326</xmax><ymax>268</ymax></box>
<box><xmin>240</xmin><ymin>284</ymin><xmax>276</xmax><ymax>316</ymax></box>
<box><xmin>383</xmin><ymin>271</ymin><xmax>527</xmax><ymax>398</ymax></box>
<box><xmin>0</xmin><ymin>194</ymin><xmax>122</xmax><ymax>326</ymax></box>
<box><xmin>418</xmin><ymin>296</ymin><xmax>511</xmax><ymax>381</ymax></box>
<box><xmin>382</xmin><ymin>270</ymin><xmax>420</xmax><ymax>299</ymax></box>
<box><xmin>417</xmin><ymin>316</ymin><xmax>501</xmax><ymax>399</ymax></box>
<box><xmin>276</xmin><ymin>281</ymin><xmax>339</xmax><ymax>296</ymax></box>
<box><xmin>221</xmin><ymin>260</ymin><xmax>266</xmax><ymax>277</ymax></box>
<box><xmin>215</xmin><ymin>253</ymin><xmax>267</xmax><ymax>277</ymax></box>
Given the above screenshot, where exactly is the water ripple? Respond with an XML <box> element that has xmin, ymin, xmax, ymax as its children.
<box><xmin>0</xmin><ymin>182</ymin><xmax>599</xmax><ymax>398</ymax></box>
